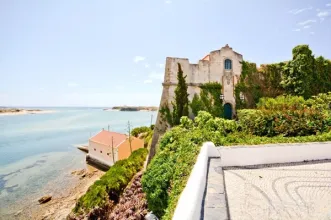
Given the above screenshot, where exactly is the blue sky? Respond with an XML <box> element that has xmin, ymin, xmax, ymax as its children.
<box><xmin>1</xmin><ymin>0</ymin><xmax>331</xmax><ymax>107</ymax></box>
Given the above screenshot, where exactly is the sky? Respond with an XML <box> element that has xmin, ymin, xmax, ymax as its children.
<box><xmin>0</xmin><ymin>0</ymin><xmax>331</xmax><ymax>107</ymax></box>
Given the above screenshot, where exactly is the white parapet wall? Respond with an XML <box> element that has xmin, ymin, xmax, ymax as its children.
<box><xmin>218</xmin><ymin>142</ymin><xmax>331</xmax><ymax>167</ymax></box>
<box><xmin>172</xmin><ymin>142</ymin><xmax>220</xmax><ymax>220</ymax></box>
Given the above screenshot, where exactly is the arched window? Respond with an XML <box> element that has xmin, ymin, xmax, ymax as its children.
<box><xmin>225</xmin><ymin>59</ymin><xmax>232</xmax><ymax>70</ymax></box>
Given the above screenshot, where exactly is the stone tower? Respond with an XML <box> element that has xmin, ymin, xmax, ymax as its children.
<box><xmin>147</xmin><ymin>44</ymin><xmax>243</xmax><ymax>162</ymax></box>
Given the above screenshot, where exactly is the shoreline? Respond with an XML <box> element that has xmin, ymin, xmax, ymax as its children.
<box><xmin>8</xmin><ymin>167</ymin><xmax>104</xmax><ymax>220</ymax></box>
<box><xmin>0</xmin><ymin>110</ymin><xmax>55</xmax><ymax>116</ymax></box>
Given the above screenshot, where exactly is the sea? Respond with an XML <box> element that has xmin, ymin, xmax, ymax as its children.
<box><xmin>0</xmin><ymin>107</ymin><xmax>157</xmax><ymax>217</ymax></box>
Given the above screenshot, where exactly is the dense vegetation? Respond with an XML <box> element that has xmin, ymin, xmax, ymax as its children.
<box><xmin>240</xmin><ymin>95</ymin><xmax>331</xmax><ymax>137</ymax></box>
<box><xmin>142</xmin><ymin>93</ymin><xmax>331</xmax><ymax>220</ymax></box>
<box><xmin>190</xmin><ymin>82</ymin><xmax>224</xmax><ymax>117</ymax></box>
<box><xmin>160</xmin><ymin>63</ymin><xmax>189</xmax><ymax>126</ymax></box>
<box><xmin>131</xmin><ymin>125</ymin><xmax>154</xmax><ymax>148</ymax></box>
<box><xmin>131</xmin><ymin>126</ymin><xmax>151</xmax><ymax>137</ymax></box>
<box><xmin>236</xmin><ymin>45</ymin><xmax>331</xmax><ymax>108</ymax></box>
<box><xmin>70</xmin><ymin>148</ymin><xmax>148</xmax><ymax>219</ymax></box>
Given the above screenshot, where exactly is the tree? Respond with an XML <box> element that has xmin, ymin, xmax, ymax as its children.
<box><xmin>281</xmin><ymin>45</ymin><xmax>315</xmax><ymax>98</ymax></box>
<box><xmin>314</xmin><ymin>56</ymin><xmax>331</xmax><ymax>94</ymax></box>
<box><xmin>160</xmin><ymin>63</ymin><xmax>189</xmax><ymax>126</ymax></box>
<box><xmin>173</xmin><ymin>63</ymin><xmax>189</xmax><ymax>125</ymax></box>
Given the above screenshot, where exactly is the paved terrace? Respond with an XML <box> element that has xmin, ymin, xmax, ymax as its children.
<box><xmin>202</xmin><ymin>145</ymin><xmax>331</xmax><ymax>220</ymax></box>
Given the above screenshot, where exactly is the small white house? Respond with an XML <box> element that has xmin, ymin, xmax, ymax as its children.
<box><xmin>87</xmin><ymin>130</ymin><xmax>144</xmax><ymax>168</ymax></box>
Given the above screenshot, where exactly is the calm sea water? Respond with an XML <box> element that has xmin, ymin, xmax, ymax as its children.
<box><xmin>0</xmin><ymin>108</ymin><xmax>157</xmax><ymax>216</ymax></box>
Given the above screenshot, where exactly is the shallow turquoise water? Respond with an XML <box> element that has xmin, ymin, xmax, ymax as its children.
<box><xmin>0</xmin><ymin>108</ymin><xmax>157</xmax><ymax>216</ymax></box>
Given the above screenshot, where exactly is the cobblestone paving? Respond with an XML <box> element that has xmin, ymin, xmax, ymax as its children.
<box><xmin>224</xmin><ymin>162</ymin><xmax>331</xmax><ymax>220</ymax></box>
<box><xmin>202</xmin><ymin>158</ymin><xmax>228</xmax><ymax>220</ymax></box>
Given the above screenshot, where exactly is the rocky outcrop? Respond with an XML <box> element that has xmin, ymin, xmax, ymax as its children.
<box><xmin>107</xmin><ymin>106</ymin><xmax>158</xmax><ymax>111</ymax></box>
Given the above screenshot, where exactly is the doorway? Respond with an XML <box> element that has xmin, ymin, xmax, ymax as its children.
<box><xmin>224</xmin><ymin>103</ymin><xmax>232</xmax><ymax>119</ymax></box>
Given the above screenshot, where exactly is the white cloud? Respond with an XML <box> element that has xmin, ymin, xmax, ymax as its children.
<box><xmin>326</xmin><ymin>3</ymin><xmax>331</xmax><ymax>7</ymax></box>
<box><xmin>298</xmin><ymin>19</ymin><xmax>316</xmax><ymax>26</ymax></box>
<box><xmin>144</xmin><ymin>79</ymin><xmax>153</xmax><ymax>84</ymax></box>
<box><xmin>68</xmin><ymin>82</ymin><xmax>78</xmax><ymax>87</ymax></box>
<box><xmin>303</xmin><ymin>25</ymin><xmax>311</xmax><ymax>29</ymax></box>
<box><xmin>149</xmin><ymin>72</ymin><xmax>164</xmax><ymax>80</ymax></box>
<box><xmin>145</xmin><ymin>64</ymin><xmax>150</xmax><ymax>68</ymax></box>
<box><xmin>317</xmin><ymin>11</ymin><xmax>330</xmax><ymax>21</ymax></box>
<box><xmin>133</xmin><ymin>56</ymin><xmax>145</xmax><ymax>63</ymax></box>
<box><xmin>310</xmin><ymin>31</ymin><xmax>315</xmax><ymax>35</ymax></box>
<box><xmin>288</xmin><ymin>6</ymin><xmax>312</xmax><ymax>15</ymax></box>
<box><xmin>159</xmin><ymin>63</ymin><xmax>165</xmax><ymax>68</ymax></box>
<box><xmin>293</xmin><ymin>28</ymin><xmax>301</xmax><ymax>32</ymax></box>
<box><xmin>165</xmin><ymin>0</ymin><xmax>172</xmax><ymax>4</ymax></box>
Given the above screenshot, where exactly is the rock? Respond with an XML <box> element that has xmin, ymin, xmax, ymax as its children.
<box><xmin>38</xmin><ymin>195</ymin><xmax>52</xmax><ymax>204</ymax></box>
<box><xmin>79</xmin><ymin>172</ymin><xmax>87</xmax><ymax>179</ymax></box>
<box><xmin>14</xmin><ymin>210</ymin><xmax>22</xmax><ymax>216</ymax></box>
<box><xmin>71</xmin><ymin>169</ymin><xmax>85</xmax><ymax>176</ymax></box>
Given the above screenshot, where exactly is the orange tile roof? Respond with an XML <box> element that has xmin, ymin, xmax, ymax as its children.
<box><xmin>202</xmin><ymin>54</ymin><xmax>210</xmax><ymax>61</ymax></box>
<box><xmin>90</xmin><ymin>130</ymin><xmax>128</xmax><ymax>147</ymax></box>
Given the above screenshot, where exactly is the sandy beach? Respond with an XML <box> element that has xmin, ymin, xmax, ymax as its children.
<box><xmin>11</xmin><ymin>167</ymin><xmax>104</xmax><ymax>220</ymax></box>
<box><xmin>0</xmin><ymin>110</ymin><xmax>55</xmax><ymax>116</ymax></box>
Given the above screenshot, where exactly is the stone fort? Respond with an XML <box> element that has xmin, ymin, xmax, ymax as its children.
<box><xmin>148</xmin><ymin>44</ymin><xmax>243</xmax><ymax>161</ymax></box>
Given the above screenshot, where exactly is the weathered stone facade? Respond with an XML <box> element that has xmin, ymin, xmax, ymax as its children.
<box><xmin>147</xmin><ymin>44</ymin><xmax>243</xmax><ymax>163</ymax></box>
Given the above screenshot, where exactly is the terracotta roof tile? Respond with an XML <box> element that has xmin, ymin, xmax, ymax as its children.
<box><xmin>90</xmin><ymin>130</ymin><xmax>127</xmax><ymax>147</ymax></box>
<box><xmin>202</xmin><ymin>54</ymin><xmax>210</xmax><ymax>61</ymax></box>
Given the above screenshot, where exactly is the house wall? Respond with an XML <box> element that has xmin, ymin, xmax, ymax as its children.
<box><xmin>88</xmin><ymin>140</ymin><xmax>118</xmax><ymax>166</ymax></box>
<box><xmin>118</xmin><ymin>137</ymin><xmax>144</xmax><ymax>160</ymax></box>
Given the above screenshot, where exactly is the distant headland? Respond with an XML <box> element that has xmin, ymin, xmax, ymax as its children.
<box><xmin>104</xmin><ymin>106</ymin><xmax>158</xmax><ymax>112</ymax></box>
<box><xmin>0</xmin><ymin>108</ymin><xmax>54</xmax><ymax>116</ymax></box>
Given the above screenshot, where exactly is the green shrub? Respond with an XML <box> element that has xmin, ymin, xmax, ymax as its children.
<box><xmin>72</xmin><ymin>148</ymin><xmax>148</xmax><ymax>216</ymax></box>
<box><xmin>142</xmin><ymin>122</ymin><xmax>202</xmax><ymax>219</ymax></box>
<box><xmin>143</xmin><ymin>110</ymin><xmax>331</xmax><ymax>219</ymax></box>
<box><xmin>131</xmin><ymin>126</ymin><xmax>154</xmax><ymax>148</ymax></box>
<box><xmin>239</xmin><ymin>95</ymin><xmax>331</xmax><ymax>137</ymax></box>
<box><xmin>131</xmin><ymin>126</ymin><xmax>151</xmax><ymax>137</ymax></box>
<box><xmin>142</xmin><ymin>112</ymin><xmax>236</xmax><ymax>219</ymax></box>
<box><xmin>306</xmin><ymin>92</ymin><xmax>331</xmax><ymax>111</ymax></box>
<box><xmin>257</xmin><ymin>95</ymin><xmax>307</xmax><ymax>110</ymax></box>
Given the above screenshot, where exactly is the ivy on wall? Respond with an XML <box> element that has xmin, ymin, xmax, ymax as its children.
<box><xmin>190</xmin><ymin>82</ymin><xmax>223</xmax><ymax>118</ymax></box>
<box><xmin>236</xmin><ymin>44</ymin><xmax>331</xmax><ymax>109</ymax></box>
